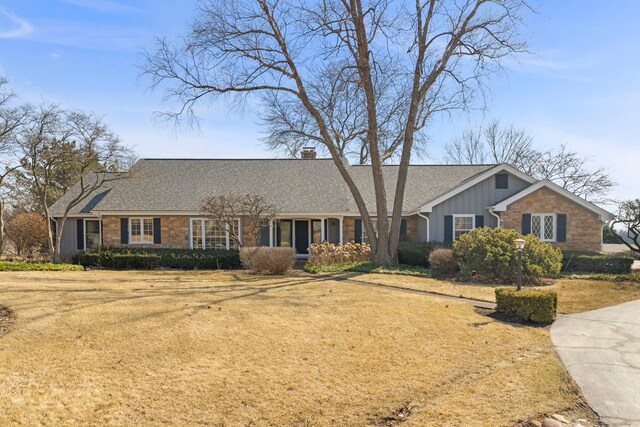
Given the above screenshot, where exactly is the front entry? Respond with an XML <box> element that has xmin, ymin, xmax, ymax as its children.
<box><xmin>294</xmin><ymin>220</ymin><xmax>310</xmax><ymax>254</ymax></box>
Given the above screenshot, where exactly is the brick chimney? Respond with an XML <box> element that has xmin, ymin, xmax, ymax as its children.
<box><xmin>301</xmin><ymin>147</ymin><xmax>317</xmax><ymax>159</ymax></box>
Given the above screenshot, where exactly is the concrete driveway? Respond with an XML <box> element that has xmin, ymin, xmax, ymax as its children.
<box><xmin>551</xmin><ymin>300</ymin><xmax>640</xmax><ymax>426</ymax></box>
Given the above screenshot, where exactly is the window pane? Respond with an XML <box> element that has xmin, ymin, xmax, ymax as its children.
<box><xmin>192</xmin><ymin>219</ymin><xmax>203</xmax><ymax>249</ymax></box>
<box><xmin>130</xmin><ymin>219</ymin><xmax>141</xmax><ymax>243</ymax></box>
<box><xmin>531</xmin><ymin>215</ymin><xmax>541</xmax><ymax>239</ymax></box>
<box><xmin>205</xmin><ymin>220</ymin><xmax>226</xmax><ymax>249</ymax></box>
<box><xmin>143</xmin><ymin>218</ymin><xmax>154</xmax><ymax>243</ymax></box>
<box><xmin>455</xmin><ymin>216</ymin><xmax>473</xmax><ymax>230</ymax></box>
<box><xmin>544</xmin><ymin>215</ymin><xmax>554</xmax><ymax>240</ymax></box>
<box><xmin>312</xmin><ymin>220</ymin><xmax>322</xmax><ymax>244</ymax></box>
<box><xmin>85</xmin><ymin>220</ymin><xmax>100</xmax><ymax>249</ymax></box>
<box><xmin>363</xmin><ymin>220</ymin><xmax>377</xmax><ymax>244</ymax></box>
<box><xmin>278</xmin><ymin>221</ymin><xmax>292</xmax><ymax>247</ymax></box>
<box><xmin>455</xmin><ymin>230</ymin><xmax>470</xmax><ymax>240</ymax></box>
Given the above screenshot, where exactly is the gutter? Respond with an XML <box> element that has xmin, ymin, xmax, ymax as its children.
<box><xmin>416</xmin><ymin>212</ymin><xmax>430</xmax><ymax>242</ymax></box>
<box><xmin>488</xmin><ymin>206</ymin><xmax>501</xmax><ymax>227</ymax></box>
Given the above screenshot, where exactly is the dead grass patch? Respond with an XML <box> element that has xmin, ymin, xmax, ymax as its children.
<box><xmin>0</xmin><ymin>270</ymin><xmax>596</xmax><ymax>426</ymax></box>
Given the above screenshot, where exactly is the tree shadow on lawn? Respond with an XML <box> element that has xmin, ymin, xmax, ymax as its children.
<box><xmin>0</xmin><ymin>274</ymin><xmax>340</xmax><ymax>327</ymax></box>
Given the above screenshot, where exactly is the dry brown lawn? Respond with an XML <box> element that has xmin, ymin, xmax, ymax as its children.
<box><xmin>355</xmin><ymin>273</ymin><xmax>640</xmax><ymax>314</ymax></box>
<box><xmin>0</xmin><ymin>270</ymin><xmax>594</xmax><ymax>426</ymax></box>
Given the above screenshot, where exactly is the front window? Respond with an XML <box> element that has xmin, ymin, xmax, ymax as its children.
<box><xmin>130</xmin><ymin>218</ymin><xmax>154</xmax><ymax>244</ymax></box>
<box><xmin>191</xmin><ymin>218</ymin><xmax>240</xmax><ymax>250</ymax></box>
<box><xmin>531</xmin><ymin>214</ymin><xmax>555</xmax><ymax>241</ymax></box>
<box><xmin>85</xmin><ymin>219</ymin><xmax>101</xmax><ymax>249</ymax></box>
<box><xmin>362</xmin><ymin>219</ymin><xmax>377</xmax><ymax>244</ymax></box>
<box><xmin>454</xmin><ymin>215</ymin><xmax>475</xmax><ymax>240</ymax></box>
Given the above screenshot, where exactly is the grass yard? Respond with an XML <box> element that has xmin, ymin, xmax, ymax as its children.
<box><xmin>353</xmin><ymin>273</ymin><xmax>640</xmax><ymax>314</ymax></box>
<box><xmin>0</xmin><ymin>270</ymin><xmax>595</xmax><ymax>426</ymax></box>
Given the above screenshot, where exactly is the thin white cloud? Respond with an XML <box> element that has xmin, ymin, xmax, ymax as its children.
<box><xmin>0</xmin><ymin>7</ymin><xmax>34</xmax><ymax>39</ymax></box>
<box><xmin>61</xmin><ymin>0</ymin><xmax>146</xmax><ymax>14</ymax></box>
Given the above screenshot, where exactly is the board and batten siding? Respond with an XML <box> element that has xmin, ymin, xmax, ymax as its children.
<box><xmin>58</xmin><ymin>217</ymin><xmax>79</xmax><ymax>256</ymax></box>
<box><xmin>429</xmin><ymin>172</ymin><xmax>530</xmax><ymax>242</ymax></box>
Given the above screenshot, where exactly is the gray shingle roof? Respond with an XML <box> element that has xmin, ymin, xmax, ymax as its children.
<box><xmin>50</xmin><ymin>159</ymin><xmax>494</xmax><ymax>216</ymax></box>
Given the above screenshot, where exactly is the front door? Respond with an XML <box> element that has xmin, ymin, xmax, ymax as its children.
<box><xmin>294</xmin><ymin>220</ymin><xmax>309</xmax><ymax>254</ymax></box>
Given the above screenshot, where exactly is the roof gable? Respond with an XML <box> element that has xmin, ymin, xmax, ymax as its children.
<box><xmin>418</xmin><ymin>164</ymin><xmax>537</xmax><ymax>213</ymax></box>
<box><xmin>491</xmin><ymin>180</ymin><xmax>612</xmax><ymax>220</ymax></box>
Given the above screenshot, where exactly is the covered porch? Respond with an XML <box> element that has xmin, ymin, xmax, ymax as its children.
<box><xmin>265</xmin><ymin>216</ymin><xmax>344</xmax><ymax>258</ymax></box>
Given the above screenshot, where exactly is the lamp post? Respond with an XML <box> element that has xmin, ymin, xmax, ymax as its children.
<box><xmin>514</xmin><ymin>238</ymin><xmax>526</xmax><ymax>291</ymax></box>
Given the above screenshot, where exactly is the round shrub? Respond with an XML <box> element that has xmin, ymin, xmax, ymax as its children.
<box><xmin>428</xmin><ymin>248</ymin><xmax>458</xmax><ymax>278</ymax></box>
<box><xmin>240</xmin><ymin>247</ymin><xmax>296</xmax><ymax>274</ymax></box>
<box><xmin>454</xmin><ymin>227</ymin><xmax>562</xmax><ymax>283</ymax></box>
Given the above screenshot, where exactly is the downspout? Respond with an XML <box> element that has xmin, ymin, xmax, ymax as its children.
<box><xmin>489</xmin><ymin>207</ymin><xmax>501</xmax><ymax>228</ymax></box>
<box><xmin>416</xmin><ymin>212</ymin><xmax>430</xmax><ymax>242</ymax></box>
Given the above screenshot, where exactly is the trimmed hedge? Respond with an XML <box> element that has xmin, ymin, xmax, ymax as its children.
<box><xmin>74</xmin><ymin>247</ymin><xmax>241</xmax><ymax>270</ymax></box>
<box><xmin>0</xmin><ymin>261</ymin><xmax>83</xmax><ymax>271</ymax></box>
<box><xmin>303</xmin><ymin>261</ymin><xmax>431</xmax><ymax>277</ymax></box>
<box><xmin>397</xmin><ymin>242</ymin><xmax>452</xmax><ymax>267</ymax></box>
<box><xmin>562</xmin><ymin>251</ymin><xmax>633</xmax><ymax>274</ymax></box>
<box><xmin>495</xmin><ymin>287</ymin><xmax>558</xmax><ymax>324</ymax></box>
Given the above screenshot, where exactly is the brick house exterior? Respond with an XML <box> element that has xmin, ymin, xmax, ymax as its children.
<box><xmin>51</xmin><ymin>159</ymin><xmax>611</xmax><ymax>257</ymax></box>
<box><xmin>499</xmin><ymin>187</ymin><xmax>603</xmax><ymax>252</ymax></box>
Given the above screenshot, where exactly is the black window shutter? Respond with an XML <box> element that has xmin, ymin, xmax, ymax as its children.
<box><xmin>522</xmin><ymin>214</ymin><xmax>531</xmax><ymax>235</ymax></box>
<box><xmin>557</xmin><ymin>214</ymin><xmax>567</xmax><ymax>242</ymax></box>
<box><xmin>76</xmin><ymin>219</ymin><xmax>84</xmax><ymax>250</ymax></box>
<box><xmin>120</xmin><ymin>218</ymin><xmax>129</xmax><ymax>244</ymax></box>
<box><xmin>444</xmin><ymin>215</ymin><xmax>453</xmax><ymax>243</ymax></box>
<box><xmin>475</xmin><ymin>215</ymin><xmax>484</xmax><ymax>228</ymax></box>
<box><xmin>354</xmin><ymin>219</ymin><xmax>362</xmax><ymax>243</ymax></box>
<box><xmin>153</xmin><ymin>218</ymin><xmax>161</xmax><ymax>244</ymax></box>
<box><xmin>399</xmin><ymin>219</ymin><xmax>407</xmax><ymax>239</ymax></box>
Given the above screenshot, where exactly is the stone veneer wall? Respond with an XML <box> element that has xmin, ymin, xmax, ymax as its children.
<box><xmin>500</xmin><ymin>187</ymin><xmax>603</xmax><ymax>252</ymax></box>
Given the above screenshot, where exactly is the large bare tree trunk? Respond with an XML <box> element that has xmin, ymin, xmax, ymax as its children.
<box><xmin>0</xmin><ymin>199</ymin><xmax>5</xmax><ymax>256</ymax></box>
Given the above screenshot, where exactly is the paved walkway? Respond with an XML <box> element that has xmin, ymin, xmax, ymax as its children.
<box><xmin>551</xmin><ymin>300</ymin><xmax>640</xmax><ymax>426</ymax></box>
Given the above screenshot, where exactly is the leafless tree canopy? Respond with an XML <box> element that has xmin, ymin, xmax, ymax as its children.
<box><xmin>201</xmin><ymin>194</ymin><xmax>279</xmax><ymax>247</ymax></box>
<box><xmin>610</xmin><ymin>199</ymin><xmax>640</xmax><ymax>255</ymax></box>
<box><xmin>444</xmin><ymin>120</ymin><xmax>615</xmax><ymax>203</ymax></box>
<box><xmin>143</xmin><ymin>0</ymin><xmax>530</xmax><ymax>263</ymax></box>
<box><xmin>18</xmin><ymin>104</ymin><xmax>134</xmax><ymax>262</ymax></box>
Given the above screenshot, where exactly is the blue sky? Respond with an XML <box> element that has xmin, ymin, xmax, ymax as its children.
<box><xmin>0</xmin><ymin>0</ymin><xmax>638</xmax><ymax>209</ymax></box>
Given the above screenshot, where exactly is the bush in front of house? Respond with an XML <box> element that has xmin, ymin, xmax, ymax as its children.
<box><xmin>239</xmin><ymin>247</ymin><xmax>296</xmax><ymax>274</ymax></box>
<box><xmin>562</xmin><ymin>251</ymin><xmax>634</xmax><ymax>274</ymax></box>
<box><xmin>0</xmin><ymin>261</ymin><xmax>83</xmax><ymax>271</ymax></box>
<box><xmin>308</xmin><ymin>241</ymin><xmax>371</xmax><ymax>264</ymax></box>
<box><xmin>454</xmin><ymin>228</ymin><xmax>562</xmax><ymax>284</ymax></box>
<box><xmin>428</xmin><ymin>248</ymin><xmax>458</xmax><ymax>278</ymax></box>
<box><xmin>495</xmin><ymin>287</ymin><xmax>558</xmax><ymax>324</ymax></box>
<box><xmin>74</xmin><ymin>247</ymin><xmax>241</xmax><ymax>270</ymax></box>
<box><xmin>397</xmin><ymin>241</ymin><xmax>452</xmax><ymax>267</ymax></box>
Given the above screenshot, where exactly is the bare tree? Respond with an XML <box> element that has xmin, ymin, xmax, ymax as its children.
<box><xmin>18</xmin><ymin>105</ymin><xmax>134</xmax><ymax>262</ymax></box>
<box><xmin>0</xmin><ymin>77</ymin><xmax>30</xmax><ymax>254</ymax></box>
<box><xmin>609</xmin><ymin>199</ymin><xmax>640</xmax><ymax>255</ymax></box>
<box><xmin>444</xmin><ymin>120</ymin><xmax>615</xmax><ymax>203</ymax></box>
<box><xmin>143</xmin><ymin>0</ymin><xmax>530</xmax><ymax>263</ymax></box>
<box><xmin>201</xmin><ymin>194</ymin><xmax>279</xmax><ymax>248</ymax></box>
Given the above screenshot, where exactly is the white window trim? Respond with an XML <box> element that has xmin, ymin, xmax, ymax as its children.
<box><xmin>531</xmin><ymin>213</ymin><xmax>557</xmax><ymax>242</ymax></box>
<box><xmin>453</xmin><ymin>214</ymin><xmax>475</xmax><ymax>241</ymax></box>
<box><xmin>129</xmin><ymin>217</ymin><xmax>154</xmax><ymax>244</ymax></box>
<box><xmin>189</xmin><ymin>218</ymin><xmax>241</xmax><ymax>250</ymax></box>
<box><xmin>84</xmin><ymin>218</ymin><xmax>102</xmax><ymax>250</ymax></box>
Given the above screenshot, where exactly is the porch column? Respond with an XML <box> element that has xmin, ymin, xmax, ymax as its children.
<box><xmin>320</xmin><ymin>217</ymin><xmax>325</xmax><ymax>242</ymax></box>
<box><xmin>269</xmin><ymin>220</ymin><xmax>274</xmax><ymax>247</ymax></box>
<box><xmin>339</xmin><ymin>217</ymin><xmax>344</xmax><ymax>244</ymax></box>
